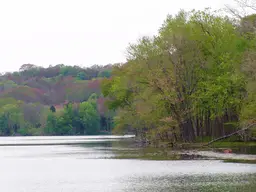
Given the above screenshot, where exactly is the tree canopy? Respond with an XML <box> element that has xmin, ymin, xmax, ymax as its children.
<box><xmin>102</xmin><ymin>9</ymin><xmax>256</xmax><ymax>144</ymax></box>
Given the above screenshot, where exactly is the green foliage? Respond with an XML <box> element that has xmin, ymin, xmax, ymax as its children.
<box><xmin>0</xmin><ymin>9</ymin><xmax>255</xmax><ymax>143</ymax></box>
<box><xmin>0</xmin><ymin>98</ymin><xmax>24</xmax><ymax>135</ymax></box>
<box><xmin>0</xmin><ymin>93</ymin><xmax>114</xmax><ymax>136</ymax></box>
<box><xmin>60</xmin><ymin>66</ymin><xmax>79</xmax><ymax>76</ymax></box>
<box><xmin>98</xmin><ymin>70</ymin><xmax>111</xmax><ymax>78</ymax></box>
<box><xmin>0</xmin><ymin>80</ymin><xmax>18</xmax><ymax>91</ymax></box>
<box><xmin>45</xmin><ymin>112</ymin><xmax>58</xmax><ymax>134</ymax></box>
<box><xmin>76</xmin><ymin>71</ymin><xmax>87</xmax><ymax>80</ymax></box>
<box><xmin>88</xmin><ymin>93</ymin><xmax>98</xmax><ymax>101</ymax></box>
<box><xmin>44</xmin><ymin>100</ymin><xmax>101</xmax><ymax>135</ymax></box>
<box><xmin>79</xmin><ymin>101</ymin><xmax>100</xmax><ymax>135</ymax></box>
<box><xmin>101</xmin><ymin>75</ymin><xmax>133</xmax><ymax>110</ymax></box>
<box><xmin>0</xmin><ymin>64</ymin><xmax>112</xmax><ymax>105</ymax></box>
<box><xmin>101</xmin><ymin>10</ymin><xmax>256</xmax><ymax>143</ymax></box>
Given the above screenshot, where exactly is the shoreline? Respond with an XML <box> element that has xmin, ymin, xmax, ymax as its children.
<box><xmin>113</xmin><ymin>138</ymin><xmax>256</xmax><ymax>163</ymax></box>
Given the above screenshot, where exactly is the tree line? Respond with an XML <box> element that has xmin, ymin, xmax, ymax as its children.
<box><xmin>0</xmin><ymin>1</ymin><xmax>255</xmax><ymax>140</ymax></box>
<box><xmin>0</xmin><ymin>64</ymin><xmax>116</xmax><ymax>136</ymax></box>
<box><xmin>101</xmin><ymin>7</ymin><xmax>256</xmax><ymax>145</ymax></box>
<box><xmin>0</xmin><ymin>93</ymin><xmax>114</xmax><ymax>136</ymax></box>
<box><xmin>0</xmin><ymin>64</ymin><xmax>114</xmax><ymax>105</ymax></box>
<box><xmin>45</xmin><ymin>94</ymin><xmax>114</xmax><ymax>135</ymax></box>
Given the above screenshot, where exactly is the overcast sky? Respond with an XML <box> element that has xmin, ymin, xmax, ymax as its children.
<box><xmin>0</xmin><ymin>0</ymin><xmax>236</xmax><ymax>72</ymax></box>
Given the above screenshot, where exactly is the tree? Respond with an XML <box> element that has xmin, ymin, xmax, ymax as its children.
<box><xmin>79</xmin><ymin>101</ymin><xmax>100</xmax><ymax>135</ymax></box>
<box><xmin>50</xmin><ymin>105</ymin><xmax>56</xmax><ymax>113</ymax></box>
<box><xmin>19</xmin><ymin>64</ymin><xmax>37</xmax><ymax>71</ymax></box>
<box><xmin>0</xmin><ymin>98</ymin><xmax>24</xmax><ymax>135</ymax></box>
<box><xmin>101</xmin><ymin>9</ymin><xmax>251</xmax><ymax>143</ymax></box>
<box><xmin>239</xmin><ymin>16</ymin><xmax>256</xmax><ymax>126</ymax></box>
<box><xmin>98</xmin><ymin>70</ymin><xmax>111</xmax><ymax>78</ymax></box>
<box><xmin>76</xmin><ymin>71</ymin><xmax>87</xmax><ymax>80</ymax></box>
<box><xmin>234</xmin><ymin>0</ymin><xmax>256</xmax><ymax>11</ymax></box>
<box><xmin>45</xmin><ymin>112</ymin><xmax>58</xmax><ymax>135</ymax></box>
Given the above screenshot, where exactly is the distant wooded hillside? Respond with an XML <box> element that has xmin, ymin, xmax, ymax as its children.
<box><xmin>0</xmin><ymin>64</ymin><xmax>117</xmax><ymax>136</ymax></box>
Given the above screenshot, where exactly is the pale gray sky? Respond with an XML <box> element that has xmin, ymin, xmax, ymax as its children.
<box><xmin>0</xmin><ymin>0</ymin><xmax>235</xmax><ymax>72</ymax></box>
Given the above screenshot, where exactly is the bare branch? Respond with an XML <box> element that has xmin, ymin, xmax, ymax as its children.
<box><xmin>225</xmin><ymin>5</ymin><xmax>243</xmax><ymax>19</ymax></box>
<box><xmin>225</xmin><ymin>0</ymin><xmax>256</xmax><ymax>18</ymax></box>
<box><xmin>235</xmin><ymin>0</ymin><xmax>256</xmax><ymax>11</ymax></box>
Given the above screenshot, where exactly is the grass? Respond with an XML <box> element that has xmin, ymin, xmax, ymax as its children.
<box><xmin>210</xmin><ymin>141</ymin><xmax>256</xmax><ymax>148</ymax></box>
<box><xmin>193</xmin><ymin>135</ymin><xmax>256</xmax><ymax>149</ymax></box>
<box><xmin>223</xmin><ymin>159</ymin><xmax>256</xmax><ymax>164</ymax></box>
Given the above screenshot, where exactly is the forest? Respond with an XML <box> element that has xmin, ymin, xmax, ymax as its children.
<box><xmin>0</xmin><ymin>64</ymin><xmax>115</xmax><ymax>136</ymax></box>
<box><xmin>102</xmin><ymin>4</ymin><xmax>256</xmax><ymax>145</ymax></box>
<box><xmin>0</xmin><ymin>1</ymin><xmax>255</xmax><ymax>146</ymax></box>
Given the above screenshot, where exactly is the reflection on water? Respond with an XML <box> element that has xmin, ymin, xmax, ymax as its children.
<box><xmin>0</xmin><ymin>136</ymin><xmax>255</xmax><ymax>192</ymax></box>
<box><xmin>0</xmin><ymin>135</ymin><xmax>135</xmax><ymax>145</ymax></box>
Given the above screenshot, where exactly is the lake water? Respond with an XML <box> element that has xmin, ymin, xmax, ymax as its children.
<box><xmin>0</xmin><ymin>136</ymin><xmax>255</xmax><ymax>192</ymax></box>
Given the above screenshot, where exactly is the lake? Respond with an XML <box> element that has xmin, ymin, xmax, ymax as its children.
<box><xmin>0</xmin><ymin>136</ymin><xmax>255</xmax><ymax>192</ymax></box>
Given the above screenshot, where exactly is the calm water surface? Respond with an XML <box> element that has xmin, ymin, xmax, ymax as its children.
<box><xmin>0</xmin><ymin>136</ymin><xmax>255</xmax><ymax>192</ymax></box>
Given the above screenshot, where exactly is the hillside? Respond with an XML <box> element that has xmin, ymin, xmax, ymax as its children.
<box><xmin>0</xmin><ymin>64</ymin><xmax>115</xmax><ymax>136</ymax></box>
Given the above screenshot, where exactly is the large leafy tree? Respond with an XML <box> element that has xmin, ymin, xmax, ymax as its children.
<box><xmin>240</xmin><ymin>14</ymin><xmax>256</xmax><ymax>125</ymax></box>
<box><xmin>102</xmin><ymin>9</ymin><xmax>251</xmax><ymax>143</ymax></box>
<box><xmin>79</xmin><ymin>101</ymin><xmax>100</xmax><ymax>135</ymax></box>
<box><xmin>0</xmin><ymin>98</ymin><xmax>24</xmax><ymax>135</ymax></box>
